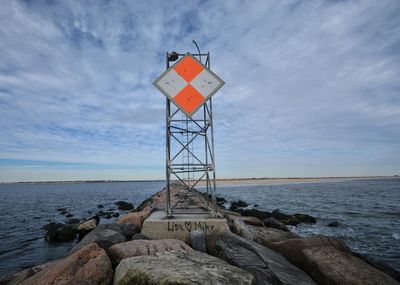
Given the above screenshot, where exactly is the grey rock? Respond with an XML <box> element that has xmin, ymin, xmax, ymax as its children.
<box><xmin>131</xmin><ymin>233</ymin><xmax>150</xmax><ymax>240</ymax></box>
<box><xmin>229</xmin><ymin>200</ymin><xmax>248</xmax><ymax>210</ymax></box>
<box><xmin>69</xmin><ymin>224</ymin><xmax>126</xmax><ymax>254</ymax></box>
<box><xmin>213</xmin><ymin>232</ymin><xmax>316</xmax><ymax>285</ymax></box>
<box><xmin>189</xmin><ymin>229</ymin><xmax>207</xmax><ymax>252</ymax></box>
<box><xmin>271</xmin><ymin>210</ymin><xmax>316</xmax><ymax>226</ymax></box>
<box><xmin>113</xmin><ymin>250</ymin><xmax>255</xmax><ymax>285</ymax></box>
<box><xmin>119</xmin><ymin>222</ymin><xmax>138</xmax><ymax>239</ymax></box>
<box><xmin>230</xmin><ymin>217</ymin><xmax>297</xmax><ymax>247</ymax></box>
<box><xmin>107</xmin><ymin>239</ymin><xmax>192</xmax><ymax>266</ymax></box>
<box><xmin>263</xmin><ymin>217</ymin><xmax>290</xmax><ymax>232</ymax></box>
<box><xmin>269</xmin><ymin>236</ymin><xmax>399</xmax><ymax>285</ymax></box>
<box><xmin>327</xmin><ymin>221</ymin><xmax>343</xmax><ymax>228</ymax></box>
<box><xmin>235</xmin><ymin>208</ymin><xmax>272</xmax><ymax>221</ymax></box>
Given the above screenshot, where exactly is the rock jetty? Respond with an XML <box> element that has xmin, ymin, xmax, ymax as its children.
<box><xmin>1</xmin><ymin>184</ymin><xmax>399</xmax><ymax>285</ymax></box>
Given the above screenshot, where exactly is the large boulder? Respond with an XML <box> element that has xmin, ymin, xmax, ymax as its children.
<box><xmin>113</xmin><ymin>250</ymin><xmax>255</xmax><ymax>285</ymax></box>
<box><xmin>269</xmin><ymin>236</ymin><xmax>399</xmax><ymax>285</ymax></box>
<box><xmin>230</xmin><ymin>217</ymin><xmax>297</xmax><ymax>247</ymax></box>
<box><xmin>213</xmin><ymin>232</ymin><xmax>316</xmax><ymax>285</ymax></box>
<box><xmin>116</xmin><ymin>210</ymin><xmax>150</xmax><ymax>230</ymax></box>
<box><xmin>69</xmin><ymin>224</ymin><xmax>126</xmax><ymax>254</ymax></box>
<box><xmin>268</xmin><ymin>236</ymin><xmax>351</xmax><ymax>266</ymax></box>
<box><xmin>263</xmin><ymin>217</ymin><xmax>290</xmax><ymax>232</ymax></box>
<box><xmin>107</xmin><ymin>239</ymin><xmax>192</xmax><ymax>265</ymax></box>
<box><xmin>248</xmin><ymin>225</ymin><xmax>298</xmax><ymax>247</ymax></box>
<box><xmin>189</xmin><ymin>229</ymin><xmax>207</xmax><ymax>252</ymax></box>
<box><xmin>303</xmin><ymin>247</ymin><xmax>399</xmax><ymax>285</ymax></box>
<box><xmin>19</xmin><ymin>243</ymin><xmax>113</xmax><ymax>285</ymax></box>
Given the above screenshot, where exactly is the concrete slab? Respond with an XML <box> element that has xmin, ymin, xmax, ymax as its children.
<box><xmin>141</xmin><ymin>211</ymin><xmax>230</xmax><ymax>243</ymax></box>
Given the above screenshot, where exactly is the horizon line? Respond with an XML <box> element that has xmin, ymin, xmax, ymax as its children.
<box><xmin>0</xmin><ymin>175</ymin><xmax>398</xmax><ymax>184</ymax></box>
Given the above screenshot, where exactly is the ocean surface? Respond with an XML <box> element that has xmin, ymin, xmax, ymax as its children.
<box><xmin>0</xmin><ymin>178</ymin><xmax>399</xmax><ymax>278</ymax></box>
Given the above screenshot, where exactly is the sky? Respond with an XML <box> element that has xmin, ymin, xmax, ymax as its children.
<box><xmin>0</xmin><ymin>0</ymin><xmax>399</xmax><ymax>182</ymax></box>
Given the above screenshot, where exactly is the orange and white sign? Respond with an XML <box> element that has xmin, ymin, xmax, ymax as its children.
<box><xmin>154</xmin><ymin>53</ymin><xmax>224</xmax><ymax>117</ymax></box>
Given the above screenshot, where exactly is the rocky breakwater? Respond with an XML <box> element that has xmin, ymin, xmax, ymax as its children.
<box><xmin>1</xmin><ymin>183</ymin><xmax>399</xmax><ymax>285</ymax></box>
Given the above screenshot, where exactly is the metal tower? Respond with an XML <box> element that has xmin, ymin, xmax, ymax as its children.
<box><xmin>164</xmin><ymin>51</ymin><xmax>218</xmax><ymax>218</ymax></box>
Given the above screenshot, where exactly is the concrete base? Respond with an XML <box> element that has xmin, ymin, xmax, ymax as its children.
<box><xmin>141</xmin><ymin>211</ymin><xmax>230</xmax><ymax>243</ymax></box>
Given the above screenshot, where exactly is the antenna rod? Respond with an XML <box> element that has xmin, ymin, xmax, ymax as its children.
<box><xmin>192</xmin><ymin>40</ymin><xmax>201</xmax><ymax>63</ymax></box>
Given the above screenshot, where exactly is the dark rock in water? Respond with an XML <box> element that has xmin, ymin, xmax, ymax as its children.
<box><xmin>229</xmin><ymin>200</ymin><xmax>248</xmax><ymax>210</ymax></box>
<box><xmin>352</xmin><ymin>251</ymin><xmax>400</xmax><ymax>282</ymax></box>
<box><xmin>131</xmin><ymin>233</ymin><xmax>150</xmax><ymax>240</ymax></box>
<box><xmin>97</xmin><ymin>204</ymin><xmax>104</xmax><ymax>208</ymax></box>
<box><xmin>104</xmin><ymin>212</ymin><xmax>113</xmax><ymax>219</ymax></box>
<box><xmin>69</xmin><ymin>224</ymin><xmax>126</xmax><ymax>254</ymax></box>
<box><xmin>65</xmin><ymin>213</ymin><xmax>73</xmax><ymax>218</ymax></box>
<box><xmin>119</xmin><ymin>223</ymin><xmax>138</xmax><ymax>240</ymax></box>
<box><xmin>44</xmin><ymin>222</ymin><xmax>76</xmax><ymax>242</ymax></box>
<box><xmin>271</xmin><ymin>209</ymin><xmax>291</xmax><ymax>221</ymax></box>
<box><xmin>212</xmin><ymin>232</ymin><xmax>316</xmax><ymax>285</ymax></box>
<box><xmin>327</xmin><ymin>221</ymin><xmax>342</xmax><ymax>228</ymax></box>
<box><xmin>189</xmin><ymin>229</ymin><xmax>207</xmax><ymax>252</ymax></box>
<box><xmin>66</xmin><ymin>218</ymin><xmax>80</xmax><ymax>225</ymax></box>
<box><xmin>56</xmin><ymin>207</ymin><xmax>67</xmax><ymax>212</ymax></box>
<box><xmin>254</xmin><ymin>204</ymin><xmax>259</xmax><ymax>207</ymax></box>
<box><xmin>96</xmin><ymin>211</ymin><xmax>113</xmax><ymax>219</ymax></box>
<box><xmin>293</xmin><ymin>213</ymin><xmax>316</xmax><ymax>224</ymax></box>
<box><xmin>216</xmin><ymin>196</ymin><xmax>227</xmax><ymax>205</ymax></box>
<box><xmin>115</xmin><ymin>201</ymin><xmax>134</xmax><ymax>211</ymax></box>
<box><xmin>60</xmin><ymin>210</ymin><xmax>69</xmax><ymax>216</ymax></box>
<box><xmin>263</xmin><ymin>217</ymin><xmax>290</xmax><ymax>232</ymax></box>
<box><xmin>271</xmin><ymin>209</ymin><xmax>316</xmax><ymax>226</ymax></box>
<box><xmin>236</xmin><ymin>208</ymin><xmax>272</xmax><ymax>221</ymax></box>
<box><xmin>112</xmin><ymin>212</ymin><xmax>120</xmax><ymax>218</ymax></box>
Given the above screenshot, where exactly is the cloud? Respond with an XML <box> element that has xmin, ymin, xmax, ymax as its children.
<box><xmin>0</xmin><ymin>0</ymin><xmax>399</xmax><ymax>181</ymax></box>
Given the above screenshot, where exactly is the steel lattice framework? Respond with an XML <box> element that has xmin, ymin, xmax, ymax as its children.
<box><xmin>164</xmin><ymin>52</ymin><xmax>218</xmax><ymax>217</ymax></box>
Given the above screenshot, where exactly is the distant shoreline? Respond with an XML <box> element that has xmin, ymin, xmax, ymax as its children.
<box><xmin>0</xmin><ymin>176</ymin><xmax>398</xmax><ymax>185</ymax></box>
<box><xmin>209</xmin><ymin>176</ymin><xmax>399</xmax><ymax>186</ymax></box>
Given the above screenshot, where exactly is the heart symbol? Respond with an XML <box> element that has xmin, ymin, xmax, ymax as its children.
<box><xmin>184</xmin><ymin>222</ymin><xmax>192</xmax><ymax>231</ymax></box>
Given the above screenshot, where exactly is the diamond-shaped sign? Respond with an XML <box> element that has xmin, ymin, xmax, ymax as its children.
<box><xmin>154</xmin><ymin>53</ymin><xmax>224</xmax><ymax>117</ymax></box>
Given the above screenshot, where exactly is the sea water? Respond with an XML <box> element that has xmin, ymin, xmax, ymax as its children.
<box><xmin>0</xmin><ymin>178</ymin><xmax>399</xmax><ymax>277</ymax></box>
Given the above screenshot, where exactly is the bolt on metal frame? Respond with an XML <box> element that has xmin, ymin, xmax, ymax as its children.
<box><xmin>165</xmin><ymin>51</ymin><xmax>218</xmax><ymax>218</ymax></box>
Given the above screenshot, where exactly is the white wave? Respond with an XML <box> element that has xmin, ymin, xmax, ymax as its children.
<box><xmin>393</xmin><ymin>233</ymin><xmax>399</xmax><ymax>240</ymax></box>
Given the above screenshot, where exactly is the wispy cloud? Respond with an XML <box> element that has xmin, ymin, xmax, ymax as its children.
<box><xmin>0</xmin><ymin>0</ymin><xmax>399</xmax><ymax>181</ymax></box>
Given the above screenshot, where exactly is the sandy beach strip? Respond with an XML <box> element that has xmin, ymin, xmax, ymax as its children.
<box><xmin>199</xmin><ymin>176</ymin><xmax>397</xmax><ymax>187</ymax></box>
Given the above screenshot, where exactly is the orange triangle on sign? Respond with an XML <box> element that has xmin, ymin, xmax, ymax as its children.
<box><xmin>173</xmin><ymin>85</ymin><xmax>205</xmax><ymax>114</ymax></box>
<box><xmin>173</xmin><ymin>55</ymin><xmax>204</xmax><ymax>82</ymax></box>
